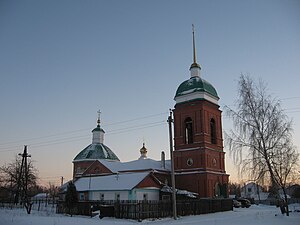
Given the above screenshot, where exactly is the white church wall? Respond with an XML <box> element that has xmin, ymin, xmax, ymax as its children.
<box><xmin>88</xmin><ymin>189</ymin><xmax>160</xmax><ymax>201</ymax></box>
<box><xmin>89</xmin><ymin>191</ymin><xmax>129</xmax><ymax>201</ymax></box>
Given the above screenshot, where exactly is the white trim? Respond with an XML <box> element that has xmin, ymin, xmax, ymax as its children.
<box><xmin>175</xmin><ymin>170</ymin><xmax>229</xmax><ymax>176</ymax></box>
<box><xmin>175</xmin><ymin>146</ymin><xmax>224</xmax><ymax>152</ymax></box>
<box><xmin>190</xmin><ymin>67</ymin><xmax>201</xmax><ymax>77</ymax></box>
<box><xmin>175</xmin><ymin>147</ymin><xmax>201</xmax><ymax>152</ymax></box>
<box><xmin>72</xmin><ymin>159</ymin><xmax>98</xmax><ymax>163</ymax></box>
<box><xmin>175</xmin><ymin>92</ymin><xmax>219</xmax><ymax>105</ymax></box>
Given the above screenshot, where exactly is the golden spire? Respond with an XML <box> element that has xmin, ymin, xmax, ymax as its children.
<box><xmin>190</xmin><ymin>24</ymin><xmax>201</xmax><ymax>70</ymax></box>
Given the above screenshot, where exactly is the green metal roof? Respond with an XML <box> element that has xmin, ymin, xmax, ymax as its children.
<box><xmin>175</xmin><ymin>76</ymin><xmax>219</xmax><ymax>99</ymax></box>
<box><xmin>73</xmin><ymin>143</ymin><xmax>120</xmax><ymax>161</ymax></box>
<box><xmin>92</xmin><ymin>125</ymin><xmax>105</xmax><ymax>133</ymax></box>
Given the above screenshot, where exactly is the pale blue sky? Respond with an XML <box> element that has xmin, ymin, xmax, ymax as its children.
<box><xmin>0</xmin><ymin>0</ymin><xmax>299</xmax><ymax>185</ymax></box>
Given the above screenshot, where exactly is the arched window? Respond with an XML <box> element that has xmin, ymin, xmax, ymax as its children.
<box><xmin>184</xmin><ymin>117</ymin><xmax>193</xmax><ymax>144</ymax></box>
<box><xmin>215</xmin><ymin>183</ymin><xmax>221</xmax><ymax>197</ymax></box>
<box><xmin>210</xmin><ymin>118</ymin><xmax>217</xmax><ymax>144</ymax></box>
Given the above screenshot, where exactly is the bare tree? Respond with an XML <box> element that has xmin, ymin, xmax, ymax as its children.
<box><xmin>225</xmin><ymin>74</ymin><xmax>299</xmax><ymax>215</ymax></box>
<box><xmin>0</xmin><ymin>155</ymin><xmax>38</xmax><ymax>204</ymax></box>
<box><xmin>47</xmin><ymin>182</ymin><xmax>59</xmax><ymax>203</ymax></box>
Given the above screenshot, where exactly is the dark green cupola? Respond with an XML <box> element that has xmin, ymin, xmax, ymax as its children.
<box><xmin>73</xmin><ymin>111</ymin><xmax>120</xmax><ymax>162</ymax></box>
<box><xmin>174</xmin><ymin>25</ymin><xmax>219</xmax><ymax>105</ymax></box>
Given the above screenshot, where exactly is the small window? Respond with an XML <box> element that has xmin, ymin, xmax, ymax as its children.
<box><xmin>79</xmin><ymin>193</ymin><xmax>85</xmax><ymax>201</ymax></box>
<box><xmin>248</xmin><ymin>188</ymin><xmax>252</xmax><ymax>193</ymax></box>
<box><xmin>210</xmin><ymin>118</ymin><xmax>217</xmax><ymax>144</ymax></box>
<box><xmin>100</xmin><ymin>193</ymin><xmax>104</xmax><ymax>201</ymax></box>
<box><xmin>184</xmin><ymin>117</ymin><xmax>193</xmax><ymax>144</ymax></box>
<box><xmin>187</xmin><ymin>158</ymin><xmax>193</xmax><ymax>166</ymax></box>
<box><xmin>212</xmin><ymin>158</ymin><xmax>217</xmax><ymax>166</ymax></box>
<box><xmin>143</xmin><ymin>193</ymin><xmax>148</xmax><ymax>201</ymax></box>
<box><xmin>115</xmin><ymin>193</ymin><xmax>120</xmax><ymax>201</ymax></box>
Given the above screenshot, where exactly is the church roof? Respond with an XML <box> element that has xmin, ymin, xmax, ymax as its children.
<box><xmin>174</xmin><ymin>26</ymin><xmax>219</xmax><ymax>103</ymax></box>
<box><xmin>73</xmin><ymin>172</ymin><xmax>153</xmax><ymax>191</ymax></box>
<box><xmin>175</xmin><ymin>76</ymin><xmax>219</xmax><ymax>99</ymax></box>
<box><xmin>73</xmin><ymin>143</ymin><xmax>120</xmax><ymax>162</ymax></box>
<box><xmin>98</xmin><ymin>158</ymin><xmax>171</xmax><ymax>173</ymax></box>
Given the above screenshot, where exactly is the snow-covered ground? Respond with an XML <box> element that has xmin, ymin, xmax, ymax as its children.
<box><xmin>0</xmin><ymin>204</ymin><xmax>300</xmax><ymax>225</ymax></box>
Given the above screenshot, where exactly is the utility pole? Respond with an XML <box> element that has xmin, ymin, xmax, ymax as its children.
<box><xmin>15</xmin><ymin>146</ymin><xmax>26</xmax><ymax>204</ymax></box>
<box><xmin>16</xmin><ymin>145</ymin><xmax>32</xmax><ymax>214</ymax></box>
<box><xmin>61</xmin><ymin>176</ymin><xmax>64</xmax><ymax>186</ymax></box>
<box><xmin>168</xmin><ymin>110</ymin><xmax>177</xmax><ymax>219</ymax></box>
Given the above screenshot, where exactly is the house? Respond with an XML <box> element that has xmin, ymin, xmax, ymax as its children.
<box><xmin>241</xmin><ymin>182</ymin><xmax>268</xmax><ymax>201</ymax></box>
<box><xmin>73</xmin><ymin>172</ymin><xmax>161</xmax><ymax>201</ymax></box>
<box><xmin>31</xmin><ymin>193</ymin><xmax>48</xmax><ymax>201</ymax></box>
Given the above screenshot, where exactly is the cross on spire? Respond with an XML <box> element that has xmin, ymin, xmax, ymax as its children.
<box><xmin>97</xmin><ymin>110</ymin><xmax>101</xmax><ymax>127</ymax></box>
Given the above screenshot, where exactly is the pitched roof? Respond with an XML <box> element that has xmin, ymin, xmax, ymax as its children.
<box><xmin>98</xmin><ymin>158</ymin><xmax>171</xmax><ymax>173</ymax></box>
<box><xmin>74</xmin><ymin>172</ymin><xmax>154</xmax><ymax>191</ymax></box>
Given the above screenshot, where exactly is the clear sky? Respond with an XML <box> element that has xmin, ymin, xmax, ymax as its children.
<box><xmin>0</xmin><ymin>0</ymin><xmax>299</xmax><ymax>186</ymax></box>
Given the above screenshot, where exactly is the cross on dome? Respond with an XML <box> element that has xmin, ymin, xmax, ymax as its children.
<box><xmin>97</xmin><ymin>110</ymin><xmax>101</xmax><ymax>127</ymax></box>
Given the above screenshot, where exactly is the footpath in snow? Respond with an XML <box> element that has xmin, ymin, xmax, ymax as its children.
<box><xmin>0</xmin><ymin>204</ymin><xmax>300</xmax><ymax>225</ymax></box>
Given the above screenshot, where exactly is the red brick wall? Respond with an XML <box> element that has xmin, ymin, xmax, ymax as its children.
<box><xmin>173</xmin><ymin>99</ymin><xmax>229</xmax><ymax>197</ymax></box>
<box><xmin>175</xmin><ymin>173</ymin><xmax>229</xmax><ymax>198</ymax></box>
<box><xmin>173</xmin><ymin>100</ymin><xmax>223</xmax><ymax>152</ymax></box>
<box><xmin>82</xmin><ymin>160</ymin><xmax>112</xmax><ymax>176</ymax></box>
<box><xmin>136</xmin><ymin>175</ymin><xmax>161</xmax><ymax>189</ymax></box>
<box><xmin>73</xmin><ymin>160</ymin><xmax>112</xmax><ymax>178</ymax></box>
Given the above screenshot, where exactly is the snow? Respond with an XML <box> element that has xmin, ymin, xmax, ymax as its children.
<box><xmin>32</xmin><ymin>193</ymin><xmax>48</xmax><ymax>199</ymax></box>
<box><xmin>74</xmin><ymin>172</ymin><xmax>150</xmax><ymax>191</ymax></box>
<box><xmin>98</xmin><ymin>158</ymin><xmax>171</xmax><ymax>173</ymax></box>
<box><xmin>1</xmin><ymin>204</ymin><xmax>300</xmax><ymax>225</ymax></box>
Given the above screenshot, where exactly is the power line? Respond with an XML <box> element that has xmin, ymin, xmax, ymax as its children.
<box><xmin>107</xmin><ymin>121</ymin><xmax>165</xmax><ymax>135</ymax></box>
<box><xmin>0</xmin><ymin>105</ymin><xmax>298</xmax><ymax>153</ymax></box>
<box><xmin>221</xmin><ymin>96</ymin><xmax>300</xmax><ymax>108</ymax></box>
<box><xmin>104</xmin><ymin>112</ymin><xmax>168</xmax><ymax>126</ymax></box>
<box><xmin>0</xmin><ymin>127</ymin><xmax>92</xmax><ymax>147</ymax></box>
<box><xmin>0</xmin><ymin>111</ymin><xmax>168</xmax><ymax>148</ymax></box>
<box><xmin>280</xmin><ymin>96</ymin><xmax>300</xmax><ymax>100</ymax></box>
<box><xmin>0</xmin><ymin>120</ymin><xmax>166</xmax><ymax>153</ymax></box>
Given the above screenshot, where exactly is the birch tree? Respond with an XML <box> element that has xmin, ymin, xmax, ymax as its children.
<box><xmin>225</xmin><ymin>74</ymin><xmax>299</xmax><ymax>215</ymax></box>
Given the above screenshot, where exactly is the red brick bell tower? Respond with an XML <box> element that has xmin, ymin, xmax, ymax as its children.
<box><xmin>173</xmin><ymin>27</ymin><xmax>229</xmax><ymax>198</ymax></box>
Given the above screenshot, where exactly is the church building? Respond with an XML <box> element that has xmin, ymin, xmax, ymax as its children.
<box><xmin>173</xmin><ymin>28</ymin><xmax>229</xmax><ymax>198</ymax></box>
<box><xmin>64</xmin><ymin>28</ymin><xmax>229</xmax><ymax>201</ymax></box>
<box><xmin>70</xmin><ymin>112</ymin><xmax>173</xmax><ymax>201</ymax></box>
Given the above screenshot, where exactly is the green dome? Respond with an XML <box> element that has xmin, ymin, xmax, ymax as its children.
<box><xmin>175</xmin><ymin>76</ymin><xmax>219</xmax><ymax>99</ymax></box>
<box><xmin>92</xmin><ymin>125</ymin><xmax>105</xmax><ymax>133</ymax></box>
<box><xmin>73</xmin><ymin>143</ymin><xmax>120</xmax><ymax>161</ymax></box>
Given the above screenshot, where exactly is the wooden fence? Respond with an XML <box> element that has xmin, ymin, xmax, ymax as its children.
<box><xmin>57</xmin><ymin>199</ymin><xmax>233</xmax><ymax>220</ymax></box>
